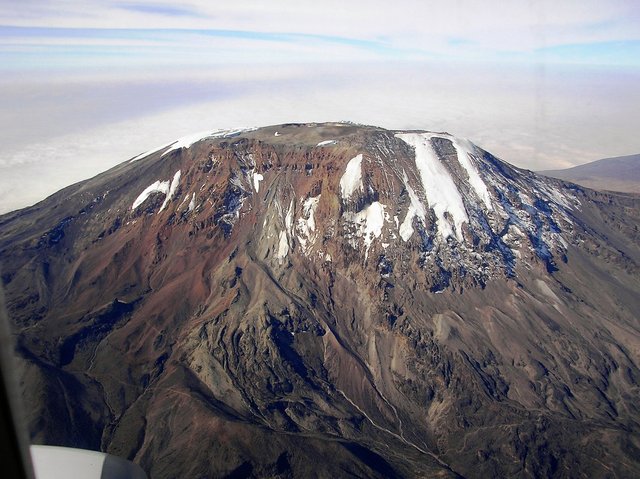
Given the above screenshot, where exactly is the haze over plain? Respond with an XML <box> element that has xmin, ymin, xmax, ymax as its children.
<box><xmin>1</xmin><ymin>0</ymin><xmax>639</xmax><ymax>213</ymax></box>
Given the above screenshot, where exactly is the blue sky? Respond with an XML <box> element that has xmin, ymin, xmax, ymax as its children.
<box><xmin>0</xmin><ymin>1</ymin><xmax>639</xmax><ymax>212</ymax></box>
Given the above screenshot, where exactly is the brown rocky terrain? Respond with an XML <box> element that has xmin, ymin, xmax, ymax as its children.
<box><xmin>1</xmin><ymin>123</ymin><xmax>639</xmax><ymax>478</ymax></box>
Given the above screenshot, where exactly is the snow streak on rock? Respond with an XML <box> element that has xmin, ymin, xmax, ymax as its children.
<box><xmin>276</xmin><ymin>200</ymin><xmax>295</xmax><ymax>263</ymax></box>
<box><xmin>132</xmin><ymin>126</ymin><xmax>578</xmax><ymax>284</ymax></box>
<box><xmin>131</xmin><ymin>180</ymin><xmax>170</xmax><ymax>210</ymax></box>
<box><xmin>399</xmin><ymin>170</ymin><xmax>427</xmax><ymax>242</ymax></box>
<box><xmin>161</xmin><ymin>132</ymin><xmax>216</xmax><ymax>157</ymax></box>
<box><xmin>253</xmin><ymin>172</ymin><xmax>264</xmax><ymax>193</ymax></box>
<box><xmin>130</xmin><ymin>128</ymin><xmax>258</xmax><ymax>162</ymax></box>
<box><xmin>340</xmin><ymin>154</ymin><xmax>364</xmax><ymax>200</ymax></box>
<box><xmin>297</xmin><ymin>195</ymin><xmax>320</xmax><ymax>254</ymax></box>
<box><xmin>159</xmin><ymin>170</ymin><xmax>181</xmax><ymax>212</ymax></box>
<box><xmin>276</xmin><ymin>231</ymin><xmax>289</xmax><ymax>262</ymax></box>
<box><xmin>396</xmin><ymin>133</ymin><xmax>468</xmax><ymax>241</ymax></box>
<box><xmin>450</xmin><ymin>137</ymin><xmax>493</xmax><ymax>211</ymax></box>
<box><xmin>344</xmin><ymin>201</ymin><xmax>387</xmax><ymax>261</ymax></box>
<box><xmin>131</xmin><ymin>170</ymin><xmax>182</xmax><ymax>212</ymax></box>
<box><xmin>129</xmin><ymin>142</ymin><xmax>174</xmax><ymax>163</ymax></box>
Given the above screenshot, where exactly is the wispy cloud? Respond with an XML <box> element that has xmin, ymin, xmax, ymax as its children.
<box><xmin>116</xmin><ymin>3</ymin><xmax>203</xmax><ymax>17</ymax></box>
<box><xmin>535</xmin><ymin>40</ymin><xmax>640</xmax><ymax>66</ymax></box>
<box><xmin>1</xmin><ymin>1</ymin><xmax>639</xmax><ymax>67</ymax></box>
<box><xmin>0</xmin><ymin>25</ymin><xmax>409</xmax><ymax>72</ymax></box>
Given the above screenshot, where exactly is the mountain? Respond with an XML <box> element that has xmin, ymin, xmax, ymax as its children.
<box><xmin>540</xmin><ymin>153</ymin><xmax>640</xmax><ymax>193</ymax></box>
<box><xmin>1</xmin><ymin>123</ymin><xmax>639</xmax><ymax>478</ymax></box>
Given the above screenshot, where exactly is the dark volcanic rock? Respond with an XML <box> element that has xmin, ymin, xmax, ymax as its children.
<box><xmin>1</xmin><ymin>123</ymin><xmax>639</xmax><ymax>478</ymax></box>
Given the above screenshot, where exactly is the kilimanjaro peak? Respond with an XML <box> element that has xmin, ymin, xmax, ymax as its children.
<box><xmin>1</xmin><ymin>123</ymin><xmax>639</xmax><ymax>478</ymax></box>
<box><xmin>27</xmin><ymin>123</ymin><xmax>580</xmax><ymax>287</ymax></box>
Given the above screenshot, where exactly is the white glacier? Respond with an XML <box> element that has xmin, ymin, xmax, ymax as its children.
<box><xmin>285</xmin><ymin>200</ymin><xmax>294</xmax><ymax>235</ymax></box>
<box><xmin>131</xmin><ymin>170</ymin><xmax>181</xmax><ymax>212</ymax></box>
<box><xmin>340</xmin><ymin>154</ymin><xmax>363</xmax><ymax>200</ymax></box>
<box><xmin>161</xmin><ymin>131</ymin><xmax>215</xmax><ymax>157</ymax></box>
<box><xmin>449</xmin><ymin>137</ymin><xmax>493</xmax><ymax>211</ymax></box>
<box><xmin>130</xmin><ymin>128</ymin><xmax>256</xmax><ymax>162</ymax></box>
<box><xmin>396</xmin><ymin>133</ymin><xmax>468</xmax><ymax>241</ymax></box>
<box><xmin>253</xmin><ymin>172</ymin><xmax>264</xmax><ymax>192</ymax></box>
<box><xmin>344</xmin><ymin>201</ymin><xmax>386</xmax><ymax>260</ymax></box>
<box><xmin>276</xmin><ymin>231</ymin><xmax>289</xmax><ymax>262</ymax></box>
<box><xmin>399</xmin><ymin>170</ymin><xmax>427</xmax><ymax>241</ymax></box>
<box><xmin>131</xmin><ymin>180</ymin><xmax>170</xmax><ymax>210</ymax></box>
<box><xmin>296</xmin><ymin>195</ymin><xmax>320</xmax><ymax>252</ymax></box>
<box><xmin>129</xmin><ymin>142</ymin><xmax>174</xmax><ymax>162</ymax></box>
<box><xmin>159</xmin><ymin>170</ymin><xmax>181</xmax><ymax>212</ymax></box>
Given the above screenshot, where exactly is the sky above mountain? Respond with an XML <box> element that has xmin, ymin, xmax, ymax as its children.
<box><xmin>3</xmin><ymin>1</ymin><xmax>640</xmax><ymax>66</ymax></box>
<box><xmin>1</xmin><ymin>1</ymin><xmax>639</xmax><ymax>213</ymax></box>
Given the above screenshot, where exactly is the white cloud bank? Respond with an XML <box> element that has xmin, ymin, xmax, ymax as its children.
<box><xmin>1</xmin><ymin>62</ymin><xmax>638</xmax><ymax>214</ymax></box>
<box><xmin>1</xmin><ymin>2</ymin><xmax>639</xmax><ymax>213</ymax></box>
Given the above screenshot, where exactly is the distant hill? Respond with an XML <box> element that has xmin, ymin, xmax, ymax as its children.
<box><xmin>540</xmin><ymin>153</ymin><xmax>640</xmax><ymax>193</ymax></box>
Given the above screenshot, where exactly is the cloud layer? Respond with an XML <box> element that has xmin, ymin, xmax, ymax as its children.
<box><xmin>1</xmin><ymin>62</ymin><xmax>639</xmax><ymax>213</ymax></box>
<box><xmin>2</xmin><ymin>1</ymin><xmax>640</xmax><ymax>68</ymax></box>
<box><xmin>1</xmin><ymin>2</ymin><xmax>639</xmax><ymax>212</ymax></box>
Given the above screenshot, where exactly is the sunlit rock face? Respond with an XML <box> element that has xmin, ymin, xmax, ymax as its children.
<box><xmin>1</xmin><ymin>123</ymin><xmax>639</xmax><ymax>478</ymax></box>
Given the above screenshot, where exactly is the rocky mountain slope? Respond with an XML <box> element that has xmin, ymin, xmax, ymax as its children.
<box><xmin>1</xmin><ymin>123</ymin><xmax>639</xmax><ymax>478</ymax></box>
<box><xmin>540</xmin><ymin>153</ymin><xmax>640</xmax><ymax>193</ymax></box>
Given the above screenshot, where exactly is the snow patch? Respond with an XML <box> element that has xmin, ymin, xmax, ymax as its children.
<box><xmin>131</xmin><ymin>180</ymin><xmax>170</xmax><ymax>210</ymax></box>
<box><xmin>188</xmin><ymin>192</ymin><xmax>196</xmax><ymax>212</ymax></box>
<box><xmin>129</xmin><ymin>141</ymin><xmax>173</xmax><ymax>162</ymax></box>
<box><xmin>450</xmin><ymin>137</ymin><xmax>493</xmax><ymax>210</ymax></box>
<box><xmin>274</xmin><ymin>200</ymin><xmax>295</xmax><ymax>263</ymax></box>
<box><xmin>161</xmin><ymin>131</ymin><xmax>215</xmax><ymax>157</ymax></box>
<box><xmin>518</xmin><ymin>192</ymin><xmax>534</xmax><ymax>207</ymax></box>
<box><xmin>159</xmin><ymin>170</ymin><xmax>181</xmax><ymax>212</ymax></box>
<box><xmin>285</xmin><ymin>200</ymin><xmax>294</xmax><ymax>236</ymax></box>
<box><xmin>253</xmin><ymin>172</ymin><xmax>264</xmax><ymax>193</ymax></box>
<box><xmin>344</xmin><ymin>201</ymin><xmax>386</xmax><ymax>260</ymax></box>
<box><xmin>317</xmin><ymin>140</ymin><xmax>337</xmax><ymax>147</ymax></box>
<box><xmin>296</xmin><ymin>195</ymin><xmax>320</xmax><ymax>253</ymax></box>
<box><xmin>211</xmin><ymin>127</ymin><xmax>257</xmax><ymax>139</ymax></box>
<box><xmin>558</xmin><ymin>234</ymin><xmax>568</xmax><ymax>249</ymax></box>
<box><xmin>130</xmin><ymin>128</ymin><xmax>256</xmax><ymax>162</ymax></box>
<box><xmin>276</xmin><ymin>231</ymin><xmax>289</xmax><ymax>262</ymax></box>
<box><xmin>544</xmin><ymin>184</ymin><xmax>572</xmax><ymax>209</ymax></box>
<box><xmin>131</xmin><ymin>170</ymin><xmax>181</xmax><ymax>212</ymax></box>
<box><xmin>340</xmin><ymin>154</ymin><xmax>363</xmax><ymax>199</ymax></box>
<box><xmin>399</xmin><ymin>170</ymin><xmax>427</xmax><ymax>241</ymax></box>
<box><xmin>229</xmin><ymin>175</ymin><xmax>244</xmax><ymax>189</ymax></box>
<box><xmin>396</xmin><ymin>133</ymin><xmax>468</xmax><ymax>241</ymax></box>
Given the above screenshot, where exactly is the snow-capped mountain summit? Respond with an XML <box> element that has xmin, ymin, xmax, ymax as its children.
<box><xmin>120</xmin><ymin>123</ymin><xmax>578</xmax><ymax>288</ymax></box>
<box><xmin>1</xmin><ymin>123</ymin><xmax>639</xmax><ymax>478</ymax></box>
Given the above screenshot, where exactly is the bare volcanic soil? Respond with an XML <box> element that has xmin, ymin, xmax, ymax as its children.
<box><xmin>1</xmin><ymin>123</ymin><xmax>639</xmax><ymax>478</ymax></box>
